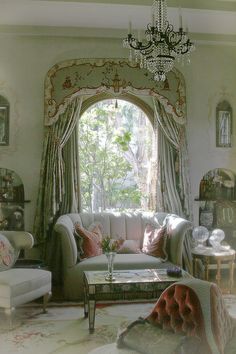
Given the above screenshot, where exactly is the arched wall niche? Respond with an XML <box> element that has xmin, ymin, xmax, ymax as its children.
<box><xmin>44</xmin><ymin>58</ymin><xmax>187</xmax><ymax>126</ymax></box>
<box><xmin>198</xmin><ymin>167</ymin><xmax>236</xmax><ymax>248</ymax></box>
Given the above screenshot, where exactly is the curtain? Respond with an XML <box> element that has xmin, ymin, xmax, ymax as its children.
<box><xmin>153</xmin><ymin>98</ymin><xmax>193</xmax><ymax>272</ymax></box>
<box><xmin>33</xmin><ymin>96</ymin><xmax>82</xmax><ymax>255</ymax></box>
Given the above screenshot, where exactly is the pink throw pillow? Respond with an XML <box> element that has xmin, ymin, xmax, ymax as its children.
<box><xmin>142</xmin><ymin>223</ymin><xmax>168</xmax><ymax>260</ymax></box>
<box><xmin>75</xmin><ymin>224</ymin><xmax>102</xmax><ymax>259</ymax></box>
<box><xmin>88</xmin><ymin>222</ymin><xmax>103</xmax><ymax>242</ymax></box>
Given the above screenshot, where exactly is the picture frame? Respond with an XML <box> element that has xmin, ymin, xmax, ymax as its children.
<box><xmin>0</xmin><ymin>104</ymin><xmax>9</xmax><ymax>146</ymax></box>
<box><xmin>216</xmin><ymin>100</ymin><xmax>232</xmax><ymax>148</ymax></box>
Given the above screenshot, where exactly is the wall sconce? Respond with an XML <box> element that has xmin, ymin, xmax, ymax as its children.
<box><xmin>216</xmin><ymin>100</ymin><xmax>232</xmax><ymax>148</ymax></box>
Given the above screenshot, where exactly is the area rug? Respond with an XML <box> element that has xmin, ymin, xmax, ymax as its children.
<box><xmin>1</xmin><ymin>295</ymin><xmax>236</xmax><ymax>354</ymax></box>
<box><xmin>0</xmin><ymin>302</ymin><xmax>154</xmax><ymax>354</ymax></box>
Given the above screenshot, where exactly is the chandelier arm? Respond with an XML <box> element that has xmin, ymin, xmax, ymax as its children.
<box><xmin>127</xmin><ymin>40</ymin><xmax>154</xmax><ymax>52</ymax></box>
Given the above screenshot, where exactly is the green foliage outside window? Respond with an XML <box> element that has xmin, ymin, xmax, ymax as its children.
<box><xmin>79</xmin><ymin>99</ymin><xmax>155</xmax><ymax>212</ymax></box>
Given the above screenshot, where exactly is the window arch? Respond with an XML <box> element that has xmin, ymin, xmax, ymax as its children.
<box><xmin>79</xmin><ymin>95</ymin><xmax>157</xmax><ymax>212</ymax></box>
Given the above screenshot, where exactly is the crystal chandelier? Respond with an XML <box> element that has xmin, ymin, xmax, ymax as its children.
<box><xmin>123</xmin><ymin>0</ymin><xmax>195</xmax><ymax>81</ymax></box>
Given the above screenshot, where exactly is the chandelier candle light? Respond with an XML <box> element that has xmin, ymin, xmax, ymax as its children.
<box><xmin>123</xmin><ymin>0</ymin><xmax>195</xmax><ymax>81</ymax></box>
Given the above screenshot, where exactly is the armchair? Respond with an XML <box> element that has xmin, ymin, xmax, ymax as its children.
<box><xmin>0</xmin><ymin>231</ymin><xmax>51</xmax><ymax>328</ymax></box>
<box><xmin>89</xmin><ymin>278</ymin><xmax>236</xmax><ymax>354</ymax></box>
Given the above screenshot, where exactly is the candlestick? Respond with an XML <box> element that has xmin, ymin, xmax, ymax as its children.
<box><xmin>128</xmin><ymin>21</ymin><xmax>132</xmax><ymax>34</ymax></box>
<box><xmin>179</xmin><ymin>7</ymin><xmax>183</xmax><ymax>28</ymax></box>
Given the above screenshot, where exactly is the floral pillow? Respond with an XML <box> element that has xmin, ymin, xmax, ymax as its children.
<box><xmin>117</xmin><ymin>318</ymin><xmax>184</xmax><ymax>354</ymax></box>
<box><xmin>0</xmin><ymin>233</ymin><xmax>15</xmax><ymax>271</ymax></box>
<box><xmin>142</xmin><ymin>223</ymin><xmax>168</xmax><ymax>261</ymax></box>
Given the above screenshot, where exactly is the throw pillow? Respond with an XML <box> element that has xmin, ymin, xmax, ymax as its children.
<box><xmin>142</xmin><ymin>223</ymin><xmax>168</xmax><ymax>261</ymax></box>
<box><xmin>117</xmin><ymin>240</ymin><xmax>141</xmax><ymax>254</ymax></box>
<box><xmin>74</xmin><ymin>223</ymin><xmax>102</xmax><ymax>259</ymax></box>
<box><xmin>0</xmin><ymin>233</ymin><xmax>16</xmax><ymax>271</ymax></box>
<box><xmin>117</xmin><ymin>317</ymin><xmax>184</xmax><ymax>354</ymax></box>
<box><xmin>74</xmin><ymin>226</ymin><xmax>84</xmax><ymax>260</ymax></box>
<box><xmin>88</xmin><ymin>222</ymin><xmax>103</xmax><ymax>242</ymax></box>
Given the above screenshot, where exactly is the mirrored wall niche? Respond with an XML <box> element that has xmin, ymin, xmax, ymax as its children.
<box><xmin>216</xmin><ymin>100</ymin><xmax>232</xmax><ymax>148</ymax></box>
<box><xmin>0</xmin><ymin>168</ymin><xmax>26</xmax><ymax>230</ymax></box>
<box><xmin>0</xmin><ymin>95</ymin><xmax>9</xmax><ymax>146</ymax></box>
<box><xmin>196</xmin><ymin>168</ymin><xmax>236</xmax><ymax>248</ymax></box>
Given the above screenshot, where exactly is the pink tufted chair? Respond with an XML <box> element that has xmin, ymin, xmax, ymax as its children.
<box><xmin>145</xmin><ymin>279</ymin><xmax>235</xmax><ymax>354</ymax></box>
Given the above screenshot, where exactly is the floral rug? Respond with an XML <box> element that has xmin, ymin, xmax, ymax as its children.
<box><xmin>0</xmin><ymin>302</ymin><xmax>154</xmax><ymax>354</ymax></box>
<box><xmin>1</xmin><ymin>295</ymin><xmax>236</xmax><ymax>354</ymax></box>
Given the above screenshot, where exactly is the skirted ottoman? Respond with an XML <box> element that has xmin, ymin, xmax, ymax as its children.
<box><xmin>0</xmin><ymin>268</ymin><xmax>51</xmax><ymax>327</ymax></box>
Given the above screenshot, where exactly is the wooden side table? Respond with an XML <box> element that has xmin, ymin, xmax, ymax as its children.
<box><xmin>192</xmin><ymin>247</ymin><xmax>235</xmax><ymax>293</ymax></box>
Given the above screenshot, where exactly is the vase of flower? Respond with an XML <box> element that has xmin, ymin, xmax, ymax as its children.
<box><xmin>105</xmin><ymin>251</ymin><xmax>116</xmax><ymax>281</ymax></box>
<box><xmin>101</xmin><ymin>236</ymin><xmax>119</xmax><ymax>282</ymax></box>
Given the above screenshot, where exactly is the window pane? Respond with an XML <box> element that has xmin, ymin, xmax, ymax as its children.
<box><xmin>79</xmin><ymin>99</ymin><xmax>156</xmax><ymax>212</ymax></box>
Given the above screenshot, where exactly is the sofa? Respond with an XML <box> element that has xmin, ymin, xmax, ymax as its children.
<box><xmin>53</xmin><ymin>212</ymin><xmax>192</xmax><ymax>300</ymax></box>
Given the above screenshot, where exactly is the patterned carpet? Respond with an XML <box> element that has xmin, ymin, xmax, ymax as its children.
<box><xmin>0</xmin><ymin>302</ymin><xmax>154</xmax><ymax>354</ymax></box>
<box><xmin>1</xmin><ymin>295</ymin><xmax>236</xmax><ymax>354</ymax></box>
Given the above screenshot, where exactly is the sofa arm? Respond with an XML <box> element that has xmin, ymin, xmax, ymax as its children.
<box><xmin>54</xmin><ymin>217</ymin><xmax>78</xmax><ymax>269</ymax></box>
<box><xmin>0</xmin><ymin>231</ymin><xmax>34</xmax><ymax>250</ymax></box>
<box><xmin>166</xmin><ymin>215</ymin><xmax>192</xmax><ymax>267</ymax></box>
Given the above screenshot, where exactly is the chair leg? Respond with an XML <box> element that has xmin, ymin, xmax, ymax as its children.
<box><xmin>5</xmin><ymin>307</ymin><xmax>14</xmax><ymax>329</ymax></box>
<box><xmin>43</xmin><ymin>292</ymin><xmax>51</xmax><ymax>313</ymax></box>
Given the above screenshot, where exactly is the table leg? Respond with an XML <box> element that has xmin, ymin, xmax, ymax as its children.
<box><xmin>203</xmin><ymin>256</ymin><xmax>209</xmax><ymax>281</ymax></box>
<box><xmin>216</xmin><ymin>259</ymin><xmax>221</xmax><ymax>287</ymax></box>
<box><xmin>229</xmin><ymin>260</ymin><xmax>235</xmax><ymax>294</ymax></box>
<box><xmin>193</xmin><ymin>257</ymin><xmax>197</xmax><ymax>277</ymax></box>
<box><xmin>88</xmin><ymin>284</ymin><xmax>96</xmax><ymax>333</ymax></box>
<box><xmin>83</xmin><ymin>281</ymin><xmax>88</xmax><ymax>318</ymax></box>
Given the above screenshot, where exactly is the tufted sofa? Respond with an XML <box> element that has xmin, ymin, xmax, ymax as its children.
<box><xmin>54</xmin><ymin>212</ymin><xmax>192</xmax><ymax>300</ymax></box>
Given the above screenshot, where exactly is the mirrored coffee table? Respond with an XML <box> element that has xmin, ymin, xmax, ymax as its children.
<box><xmin>83</xmin><ymin>268</ymin><xmax>192</xmax><ymax>332</ymax></box>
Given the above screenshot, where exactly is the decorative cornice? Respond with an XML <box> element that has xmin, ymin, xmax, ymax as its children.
<box><xmin>45</xmin><ymin>58</ymin><xmax>186</xmax><ymax>126</ymax></box>
<box><xmin>0</xmin><ymin>25</ymin><xmax>235</xmax><ymax>45</ymax></box>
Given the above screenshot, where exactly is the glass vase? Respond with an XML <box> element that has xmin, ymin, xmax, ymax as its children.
<box><xmin>105</xmin><ymin>252</ymin><xmax>116</xmax><ymax>281</ymax></box>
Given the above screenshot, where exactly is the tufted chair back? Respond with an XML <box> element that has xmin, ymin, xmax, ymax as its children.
<box><xmin>146</xmin><ymin>279</ymin><xmax>235</xmax><ymax>354</ymax></box>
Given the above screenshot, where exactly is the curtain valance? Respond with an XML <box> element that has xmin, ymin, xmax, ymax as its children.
<box><xmin>44</xmin><ymin>59</ymin><xmax>187</xmax><ymax>126</ymax></box>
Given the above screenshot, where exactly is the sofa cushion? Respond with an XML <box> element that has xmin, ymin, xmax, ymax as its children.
<box><xmin>142</xmin><ymin>223</ymin><xmax>168</xmax><ymax>261</ymax></box>
<box><xmin>74</xmin><ymin>224</ymin><xmax>102</xmax><ymax>258</ymax></box>
<box><xmin>117</xmin><ymin>240</ymin><xmax>141</xmax><ymax>254</ymax></box>
<box><xmin>0</xmin><ymin>233</ymin><xmax>16</xmax><ymax>270</ymax></box>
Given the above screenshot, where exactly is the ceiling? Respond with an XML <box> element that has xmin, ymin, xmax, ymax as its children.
<box><xmin>0</xmin><ymin>0</ymin><xmax>236</xmax><ymax>43</ymax></box>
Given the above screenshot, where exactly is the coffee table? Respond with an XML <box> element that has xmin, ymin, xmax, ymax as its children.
<box><xmin>83</xmin><ymin>268</ymin><xmax>192</xmax><ymax>332</ymax></box>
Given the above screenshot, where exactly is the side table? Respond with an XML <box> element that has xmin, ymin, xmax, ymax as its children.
<box><xmin>192</xmin><ymin>247</ymin><xmax>235</xmax><ymax>293</ymax></box>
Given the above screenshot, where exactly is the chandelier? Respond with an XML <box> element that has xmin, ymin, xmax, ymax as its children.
<box><xmin>123</xmin><ymin>0</ymin><xmax>195</xmax><ymax>81</ymax></box>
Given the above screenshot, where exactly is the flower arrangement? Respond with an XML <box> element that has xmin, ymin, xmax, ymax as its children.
<box><xmin>101</xmin><ymin>236</ymin><xmax>121</xmax><ymax>253</ymax></box>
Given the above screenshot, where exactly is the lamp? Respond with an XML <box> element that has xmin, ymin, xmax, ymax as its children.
<box><xmin>192</xmin><ymin>226</ymin><xmax>209</xmax><ymax>249</ymax></box>
<box><xmin>123</xmin><ymin>0</ymin><xmax>195</xmax><ymax>81</ymax></box>
<box><xmin>209</xmin><ymin>229</ymin><xmax>225</xmax><ymax>251</ymax></box>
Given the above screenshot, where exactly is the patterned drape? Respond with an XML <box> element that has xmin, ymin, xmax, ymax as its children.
<box><xmin>33</xmin><ymin>96</ymin><xmax>82</xmax><ymax>251</ymax></box>
<box><xmin>154</xmin><ymin>99</ymin><xmax>193</xmax><ymax>271</ymax></box>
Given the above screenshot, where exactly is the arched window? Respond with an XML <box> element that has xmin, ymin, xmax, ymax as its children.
<box><xmin>79</xmin><ymin>98</ymin><xmax>157</xmax><ymax>212</ymax></box>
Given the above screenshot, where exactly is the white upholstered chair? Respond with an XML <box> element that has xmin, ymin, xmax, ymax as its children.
<box><xmin>0</xmin><ymin>231</ymin><xmax>51</xmax><ymax>327</ymax></box>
